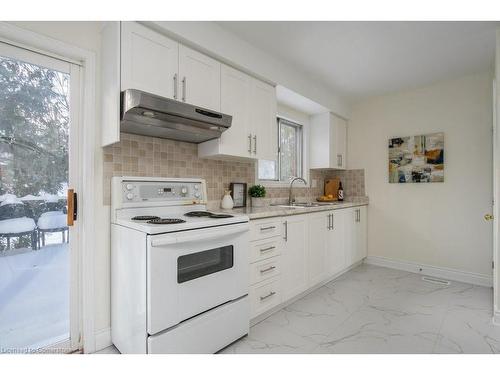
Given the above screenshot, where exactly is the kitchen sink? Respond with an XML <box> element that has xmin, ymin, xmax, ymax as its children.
<box><xmin>270</xmin><ymin>202</ymin><xmax>322</xmax><ymax>208</ymax></box>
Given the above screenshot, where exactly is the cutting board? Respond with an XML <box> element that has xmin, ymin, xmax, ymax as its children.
<box><xmin>323</xmin><ymin>178</ymin><xmax>340</xmax><ymax>201</ymax></box>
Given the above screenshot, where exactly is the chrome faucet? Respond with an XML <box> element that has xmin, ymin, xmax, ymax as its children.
<box><xmin>288</xmin><ymin>176</ymin><xmax>307</xmax><ymax>205</ymax></box>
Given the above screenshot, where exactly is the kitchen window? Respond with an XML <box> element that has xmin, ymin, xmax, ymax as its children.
<box><xmin>258</xmin><ymin>117</ymin><xmax>303</xmax><ymax>182</ymax></box>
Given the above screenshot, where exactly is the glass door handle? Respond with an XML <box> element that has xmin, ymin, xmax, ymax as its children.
<box><xmin>67</xmin><ymin>189</ymin><xmax>77</xmax><ymax>226</ymax></box>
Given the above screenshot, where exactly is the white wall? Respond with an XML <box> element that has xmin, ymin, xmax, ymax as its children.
<box><xmin>348</xmin><ymin>72</ymin><xmax>494</xmax><ymax>277</ymax></box>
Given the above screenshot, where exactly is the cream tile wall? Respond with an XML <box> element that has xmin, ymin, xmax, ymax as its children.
<box><xmin>103</xmin><ymin>133</ymin><xmax>365</xmax><ymax>205</ymax></box>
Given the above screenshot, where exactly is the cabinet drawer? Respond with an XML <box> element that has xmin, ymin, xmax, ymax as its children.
<box><xmin>250</xmin><ymin>277</ymin><xmax>282</xmax><ymax>318</ymax></box>
<box><xmin>250</xmin><ymin>238</ymin><xmax>282</xmax><ymax>263</ymax></box>
<box><xmin>250</xmin><ymin>257</ymin><xmax>281</xmax><ymax>285</ymax></box>
<box><xmin>250</xmin><ymin>219</ymin><xmax>282</xmax><ymax>241</ymax></box>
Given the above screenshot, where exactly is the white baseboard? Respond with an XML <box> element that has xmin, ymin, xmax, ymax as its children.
<box><xmin>93</xmin><ymin>327</ymin><xmax>112</xmax><ymax>353</ymax></box>
<box><xmin>364</xmin><ymin>256</ymin><xmax>492</xmax><ymax>287</ymax></box>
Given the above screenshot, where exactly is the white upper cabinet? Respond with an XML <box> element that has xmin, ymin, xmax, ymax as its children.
<box><xmin>251</xmin><ymin>79</ymin><xmax>278</xmax><ymax>162</ymax></box>
<box><xmin>198</xmin><ymin>64</ymin><xmax>253</xmax><ymax>159</ymax></box>
<box><xmin>121</xmin><ymin>22</ymin><xmax>179</xmax><ymax>100</ymax></box>
<box><xmin>198</xmin><ymin>65</ymin><xmax>278</xmax><ymax>161</ymax></box>
<box><xmin>178</xmin><ymin>45</ymin><xmax>221</xmax><ymax>112</ymax></box>
<box><xmin>101</xmin><ymin>21</ymin><xmax>277</xmax><ymax>150</ymax></box>
<box><xmin>310</xmin><ymin>112</ymin><xmax>347</xmax><ymax>169</ymax></box>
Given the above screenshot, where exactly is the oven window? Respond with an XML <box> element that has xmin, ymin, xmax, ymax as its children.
<box><xmin>177</xmin><ymin>246</ymin><xmax>234</xmax><ymax>283</ymax></box>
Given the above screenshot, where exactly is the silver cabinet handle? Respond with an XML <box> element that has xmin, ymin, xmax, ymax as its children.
<box><xmin>260</xmin><ymin>246</ymin><xmax>276</xmax><ymax>253</ymax></box>
<box><xmin>260</xmin><ymin>266</ymin><xmax>276</xmax><ymax>274</ymax></box>
<box><xmin>331</xmin><ymin>213</ymin><xmax>334</xmax><ymax>230</ymax></box>
<box><xmin>253</xmin><ymin>135</ymin><xmax>257</xmax><ymax>154</ymax></box>
<box><xmin>248</xmin><ymin>134</ymin><xmax>252</xmax><ymax>153</ymax></box>
<box><xmin>173</xmin><ymin>74</ymin><xmax>178</xmax><ymax>99</ymax></box>
<box><xmin>337</xmin><ymin>154</ymin><xmax>342</xmax><ymax>167</ymax></box>
<box><xmin>340</xmin><ymin>154</ymin><xmax>343</xmax><ymax>167</ymax></box>
<box><xmin>260</xmin><ymin>291</ymin><xmax>276</xmax><ymax>301</ymax></box>
<box><xmin>260</xmin><ymin>226</ymin><xmax>276</xmax><ymax>231</ymax></box>
<box><xmin>284</xmin><ymin>220</ymin><xmax>288</xmax><ymax>242</ymax></box>
<box><xmin>181</xmin><ymin>76</ymin><xmax>186</xmax><ymax>102</ymax></box>
<box><xmin>327</xmin><ymin>214</ymin><xmax>330</xmax><ymax>230</ymax></box>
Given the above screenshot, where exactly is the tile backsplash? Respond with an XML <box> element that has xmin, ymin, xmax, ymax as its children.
<box><xmin>103</xmin><ymin>133</ymin><xmax>365</xmax><ymax>205</ymax></box>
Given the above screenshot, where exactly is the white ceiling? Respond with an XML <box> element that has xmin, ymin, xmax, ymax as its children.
<box><xmin>217</xmin><ymin>21</ymin><xmax>498</xmax><ymax>103</ymax></box>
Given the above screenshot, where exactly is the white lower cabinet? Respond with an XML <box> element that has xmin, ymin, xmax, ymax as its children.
<box><xmin>282</xmin><ymin>214</ymin><xmax>309</xmax><ymax>301</ymax></box>
<box><xmin>249</xmin><ymin>277</ymin><xmax>282</xmax><ymax>318</ymax></box>
<box><xmin>327</xmin><ymin>209</ymin><xmax>347</xmax><ymax>276</ymax></box>
<box><xmin>307</xmin><ymin>212</ymin><xmax>329</xmax><ymax>287</ymax></box>
<box><xmin>345</xmin><ymin>206</ymin><xmax>367</xmax><ymax>265</ymax></box>
<box><xmin>249</xmin><ymin>220</ymin><xmax>284</xmax><ymax>319</ymax></box>
<box><xmin>249</xmin><ymin>205</ymin><xmax>367</xmax><ymax>320</ymax></box>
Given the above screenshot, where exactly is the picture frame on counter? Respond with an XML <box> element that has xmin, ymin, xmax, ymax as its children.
<box><xmin>229</xmin><ymin>182</ymin><xmax>247</xmax><ymax>208</ymax></box>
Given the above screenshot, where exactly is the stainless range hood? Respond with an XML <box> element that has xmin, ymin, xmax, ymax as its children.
<box><xmin>120</xmin><ymin>89</ymin><xmax>232</xmax><ymax>143</ymax></box>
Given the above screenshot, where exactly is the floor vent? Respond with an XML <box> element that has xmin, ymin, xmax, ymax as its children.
<box><xmin>421</xmin><ymin>276</ymin><xmax>450</xmax><ymax>286</ymax></box>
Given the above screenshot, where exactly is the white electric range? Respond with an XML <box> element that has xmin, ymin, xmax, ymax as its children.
<box><xmin>110</xmin><ymin>176</ymin><xmax>250</xmax><ymax>354</ymax></box>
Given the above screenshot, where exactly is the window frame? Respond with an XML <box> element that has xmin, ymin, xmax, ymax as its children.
<box><xmin>257</xmin><ymin>116</ymin><xmax>308</xmax><ymax>186</ymax></box>
<box><xmin>278</xmin><ymin>117</ymin><xmax>303</xmax><ymax>182</ymax></box>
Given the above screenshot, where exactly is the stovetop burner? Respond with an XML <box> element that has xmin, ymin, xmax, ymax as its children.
<box><xmin>184</xmin><ymin>211</ymin><xmax>234</xmax><ymax>219</ymax></box>
<box><xmin>147</xmin><ymin>218</ymin><xmax>186</xmax><ymax>225</ymax></box>
<box><xmin>184</xmin><ymin>211</ymin><xmax>212</xmax><ymax>217</ymax></box>
<box><xmin>132</xmin><ymin>215</ymin><xmax>161</xmax><ymax>221</ymax></box>
<box><xmin>209</xmin><ymin>214</ymin><xmax>234</xmax><ymax>219</ymax></box>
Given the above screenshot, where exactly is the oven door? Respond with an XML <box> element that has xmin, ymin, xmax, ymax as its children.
<box><xmin>146</xmin><ymin>222</ymin><xmax>249</xmax><ymax>335</ymax></box>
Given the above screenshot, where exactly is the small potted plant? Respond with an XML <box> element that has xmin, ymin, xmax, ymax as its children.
<box><xmin>248</xmin><ymin>184</ymin><xmax>267</xmax><ymax>207</ymax></box>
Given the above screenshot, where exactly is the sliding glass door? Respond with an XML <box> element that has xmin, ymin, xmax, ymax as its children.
<box><xmin>0</xmin><ymin>42</ymin><xmax>81</xmax><ymax>353</ymax></box>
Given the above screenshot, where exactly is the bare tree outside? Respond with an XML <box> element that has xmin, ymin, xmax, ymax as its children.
<box><xmin>0</xmin><ymin>55</ymin><xmax>69</xmax><ymax>197</ymax></box>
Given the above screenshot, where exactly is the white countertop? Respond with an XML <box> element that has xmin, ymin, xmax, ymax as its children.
<box><xmin>219</xmin><ymin>197</ymin><xmax>369</xmax><ymax>220</ymax></box>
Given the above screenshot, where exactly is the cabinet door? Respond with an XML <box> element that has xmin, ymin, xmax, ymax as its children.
<box><xmin>327</xmin><ymin>210</ymin><xmax>346</xmax><ymax>276</ymax></box>
<box><xmin>353</xmin><ymin>206</ymin><xmax>367</xmax><ymax>262</ymax></box>
<box><xmin>282</xmin><ymin>215</ymin><xmax>308</xmax><ymax>301</ymax></box>
<box><xmin>345</xmin><ymin>207</ymin><xmax>368</xmax><ymax>266</ymax></box>
<box><xmin>179</xmin><ymin>44</ymin><xmax>221</xmax><ymax>111</ymax></box>
<box><xmin>344</xmin><ymin>208</ymin><xmax>356</xmax><ymax>267</ymax></box>
<box><xmin>250</xmin><ymin>79</ymin><xmax>277</xmax><ymax>161</ymax></box>
<box><xmin>329</xmin><ymin>113</ymin><xmax>338</xmax><ymax>168</ymax></box>
<box><xmin>121</xmin><ymin>22</ymin><xmax>179</xmax><ymax>99</ymax></box>
<box><xmin>335</xmin><ymin>117</ymin><xmax>347</xmax><ymax>169</ymax></box>
<box><xmin>218</xmin><ymin>65</ymin><xmax>253</xmax><ymax>158</ymax></box>
<box><xmin>308</xmin><ymin>212</ymin><xmax>329</xmax><ymax>287</ymax></box>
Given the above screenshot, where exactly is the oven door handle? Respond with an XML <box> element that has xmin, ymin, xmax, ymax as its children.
<box><xmin>150</xmin><ymin>224</ymin><xmax>249</xmax><ymax>247</ymax></box>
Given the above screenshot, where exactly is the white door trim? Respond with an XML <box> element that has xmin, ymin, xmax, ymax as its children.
<box><xmin>494</xmin><ymin>30</ymin><xmax>500</xmax><ymax>322</ymax></box>
<box><xmin>0</xmin><ymin>22</ymin><xmax>97</xmax><ymax>353</ymax></box>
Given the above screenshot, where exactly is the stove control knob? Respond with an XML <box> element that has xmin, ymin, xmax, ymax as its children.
<box><xmin>126</xmin><ymin>193</ymin><xmax>134</xmax><ymax>200</ymax></box>
<box><xmin>181</xmin><ymin>187</ymin><xmax>188</xmax><ymax>196</ymax></box>
<box><xmin>194</xmin><ymin>192</ymin><xmax>200</xmax><ymax>198</ymax></box>
<box><xmin>125</xmin><ymin>183</ymin><xmax>134</xmax><ymax>191</ymax></box>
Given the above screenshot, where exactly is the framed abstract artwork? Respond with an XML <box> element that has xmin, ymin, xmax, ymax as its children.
<box><xmin>389</xmin><ymin>132</ymin><xmax>444</xmax><ymax>183</ymax></box>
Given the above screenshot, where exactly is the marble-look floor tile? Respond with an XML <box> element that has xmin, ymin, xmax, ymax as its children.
<box><xmin>223</xmin><ymin>264</ymin><xmax>498</xmax><ymax>354</ymax></box>
<box><xmin>218</xmin><ymin>319</ymin><xmax>319</xmax><ymax>354</ymax></box>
